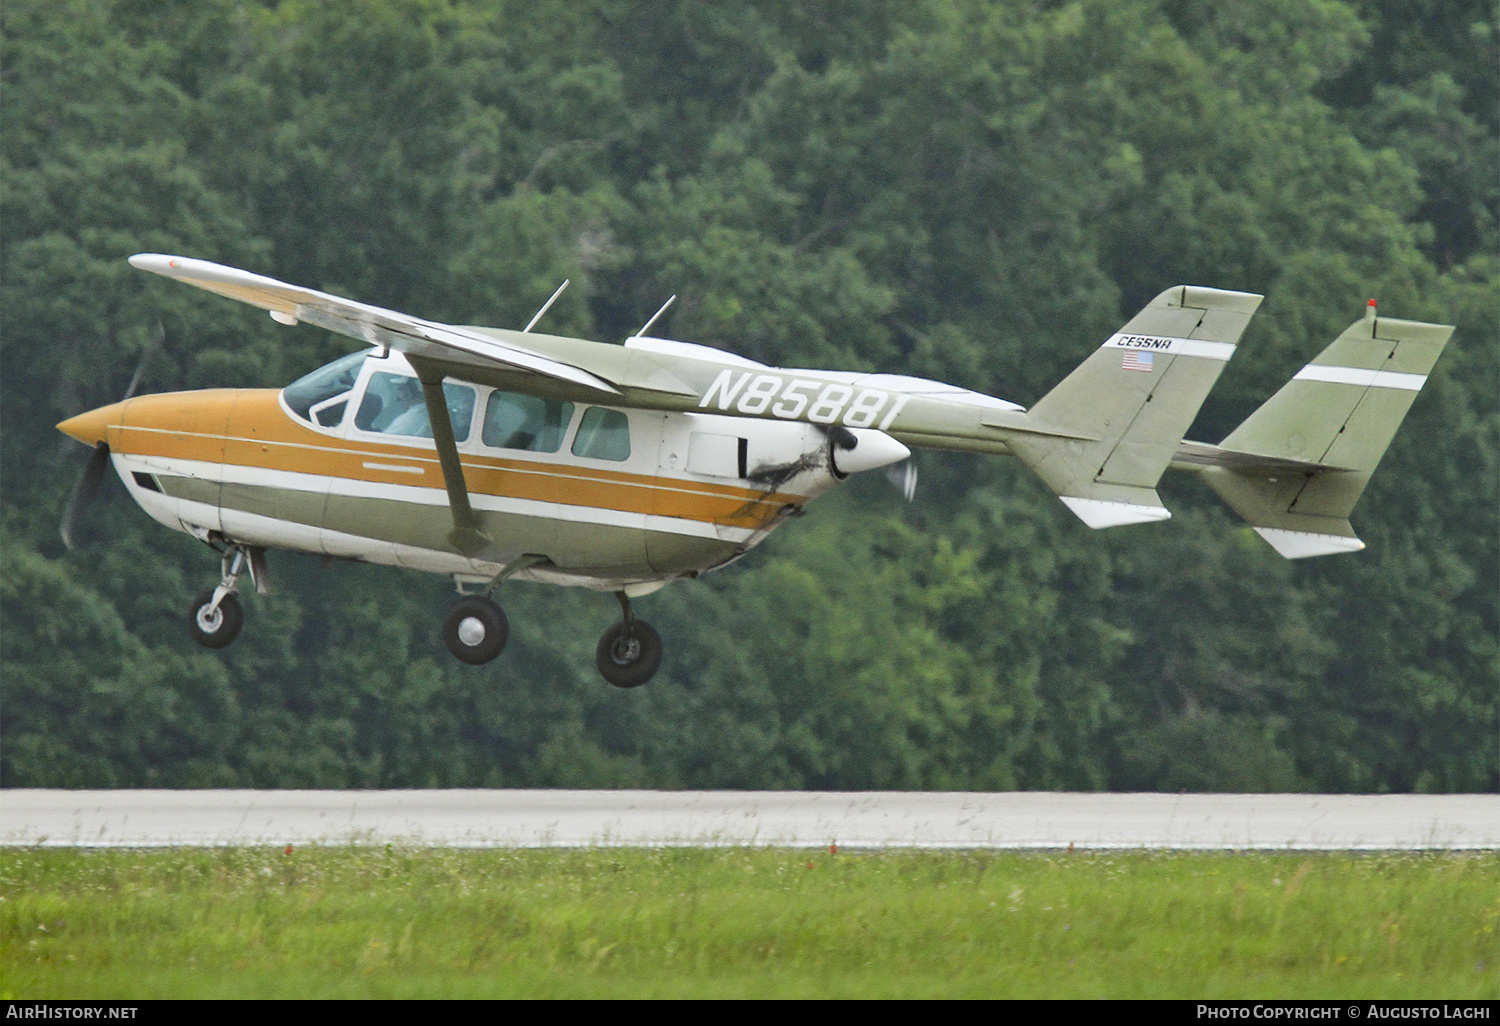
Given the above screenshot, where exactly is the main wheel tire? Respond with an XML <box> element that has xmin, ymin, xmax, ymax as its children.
<box><xmin>188</xmin><ymin>590</ymin><xmax>243</xmax><ymax>649</ymax></box>
<box><xmin>443</xmin><ymin>596</ymin><xmax>508</xmax><ymax>665</ymax></box>
<box><xmin>595</xmin><ymin>619</ymin><xmax>663</xmax><ymax>688</ymax></box>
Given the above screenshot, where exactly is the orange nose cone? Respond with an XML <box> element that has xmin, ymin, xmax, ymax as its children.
<box><xmin>56</xmin><ymin>401</ymin><xmax>125</xmax><ymax>446</ymax></box>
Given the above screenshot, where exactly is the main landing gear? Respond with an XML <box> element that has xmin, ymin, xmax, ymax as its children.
<box><xmin>186</xmin><ymin>545</ymin><xmax>664</xmax><ymax>688</ymax></box>
<box><xmin>595</xmin><ymin>592</ymin><xmax>663</xmax><ymax>689</ymax></box>
<box><xmin>440</xmin><ymin>587</ymin><xmax>663</xmax><ymax>688</ymax></box>
<box><xmin>443</xmin><ymin>595</ymin><xmax>509</xmax><ymax>665</ymax></box>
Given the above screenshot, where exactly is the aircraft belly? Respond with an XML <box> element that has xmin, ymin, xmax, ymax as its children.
<box><xmin>205</xmin><ymin>503</ymin><xmax>325</xmax><ymax>555</ymax></box>
<box><xmin>198</xmin><ymin>467</ymin><xmax>724</xmax><ymax>579</ymax></box>
<box><xmin>644</xmin><ymin>529</ymin><xmax>742</xmax><ymax>575</ymax></box>
<box><xmin>318</xmin><ymin>490</ymin><xmax>446</xmax><ymax>554</ymax></box>
<box><xmin>541</xmin><ymin>514</ymin><xmax>650</xmax><ymax>576</ymax></box>
<box><xmin>219</xmin><ymin>480</ymin><xmax>328</xmax><ymax>536</ymax></box>
<box><xmin>642</xmin><ymin>473</ymin><xmax>792</xmax><ymax>571</ymax></box>
<box><xmin>196</xmin><ymin>488</ymin><xmax>701</xmax><ymax>583</ymax></box>
<box><xmin>315</xmin><ymin>486</ymin><xmax>655</xmax><ymax>575</ymax></box>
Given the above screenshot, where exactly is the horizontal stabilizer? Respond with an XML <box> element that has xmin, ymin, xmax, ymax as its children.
<box><xmin>1253</xmin><ymin>526</ymin><xmax>1366</xmax><ymax>559</ymax></box>
<box><xmin>1201</xmin><ymin>307</ymin><xmax>1452</xmax><ymax>557</ymax></box>
<box><xmin>1012</xmin><ymin>285</ymin><xmax>1263</xmax><ymax>528</ymax></box>
<box><xmin>1059</xmin><ymin>494</ymin><xmax>1172</xmax><ymax>528</ymax></box>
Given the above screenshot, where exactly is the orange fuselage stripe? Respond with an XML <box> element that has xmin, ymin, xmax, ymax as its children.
<box><xmin>108</xmin><ymin>390</ymin><xmax>803</xmax><ymax>529</ymax></box>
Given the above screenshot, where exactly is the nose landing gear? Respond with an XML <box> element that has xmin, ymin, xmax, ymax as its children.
<box><xmin>188</xmin><ymin>545</ymin><xmax>266</xmax><ymax>649</ymax></box>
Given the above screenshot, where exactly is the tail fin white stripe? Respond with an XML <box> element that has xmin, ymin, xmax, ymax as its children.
<box><xmin>1293</xmin><ymin>366</ymin><xmax>1427</xmax><ymax>390</ymax></box>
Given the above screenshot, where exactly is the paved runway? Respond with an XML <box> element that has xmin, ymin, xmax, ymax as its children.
<box><xmin>2</xmin><ymin>790</ymin><xmax>1495</xmax><ymax>849</ymax></box>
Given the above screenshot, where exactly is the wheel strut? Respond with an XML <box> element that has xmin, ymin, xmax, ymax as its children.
<box><xmin>205</xmin><ymin>546</ymin><xmax>248</xmax><ymax>618</ymax></box>
<box><xmin>189</xmin><ymin>544</ymin><xmax>253</xmax><ymax>650</ymax></box>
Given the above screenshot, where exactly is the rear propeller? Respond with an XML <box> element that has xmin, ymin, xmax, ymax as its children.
<box><xmin>59</xmin><ymin>323</ymin><xmax>160</xmax><ymax>548</ymax></box>
<box><xmin>823</xmin><ymin>424</ymin><xmax>918</xmax><ymax>501</ymax></box>
<box><xmin>885</xmin><ymin>459</ymin><xmax>918</xmax><ymax>501</ymax></box>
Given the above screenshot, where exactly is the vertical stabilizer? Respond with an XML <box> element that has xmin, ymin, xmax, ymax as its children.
<box><xmin>1011</xmin><ymin>285</ymin><xmax>1263</xmax><ymax>528</ymax></box>
<box><xmin>1201</xmin><ymin>310</ymin><xmax>1453</xmax><ymax>557</ymax></box>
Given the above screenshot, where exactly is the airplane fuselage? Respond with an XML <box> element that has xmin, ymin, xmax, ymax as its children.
<box><xmin>63</xmin><ymin>349</ymin><xmax>862</xmax><ymax>593</ymax></box>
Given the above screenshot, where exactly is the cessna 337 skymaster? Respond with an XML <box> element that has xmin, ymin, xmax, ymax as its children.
<box><xmin>57</xmin><ymin>254</ymin><xmax>1451</xmax><ymax>687</ymax></box>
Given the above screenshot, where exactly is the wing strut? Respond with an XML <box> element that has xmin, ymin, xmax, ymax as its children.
<box><xmin>409</xmin><ymin>356</ymin><xmax>491</xmax><ymax>557</ymax></box>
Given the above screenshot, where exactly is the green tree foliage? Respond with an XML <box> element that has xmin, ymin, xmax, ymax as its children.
<box><xmin>2</xmin><ymin>0</ymin><xmax>1494</xmax><ymax>791</ymax></box>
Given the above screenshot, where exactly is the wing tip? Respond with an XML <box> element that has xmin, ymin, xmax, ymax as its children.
<box><xmin>128</xmin><ymin>253</ymin><xmax>176</xmax><ymax>272</ymax></box>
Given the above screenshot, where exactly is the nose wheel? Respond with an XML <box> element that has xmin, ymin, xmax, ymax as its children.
<box><xmin>189</xmin><ymin>590</ymin><xmax>242</xmax><ymax>649</ymax></box>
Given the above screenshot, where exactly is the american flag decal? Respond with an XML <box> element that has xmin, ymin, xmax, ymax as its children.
<box><xmin>1121</xmin><ymin>349</ymin><xmax>1154</xmax><ymax>372</ymax></box>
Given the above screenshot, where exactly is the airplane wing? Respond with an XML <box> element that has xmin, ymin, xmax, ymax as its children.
<box><xmin>128</xmin><ymin>254</ymin><xmax>619</xmax><ymax>395</ymax></box>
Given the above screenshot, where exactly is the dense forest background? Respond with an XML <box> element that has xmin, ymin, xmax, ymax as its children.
<box><xmin>2</xmin><ymin>0</ymin><xmax>1495</xmax><ymax>791</ymax></box>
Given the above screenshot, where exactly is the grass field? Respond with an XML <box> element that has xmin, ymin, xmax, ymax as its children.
<box><xmin>2</xmin><ymin>847</ymin><xmax>1495</xmax><ymax>999</ymax></box>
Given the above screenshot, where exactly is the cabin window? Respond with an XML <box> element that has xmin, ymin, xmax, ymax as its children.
<box><xmin>310</xmin><ymin>399</ymin><xmax>347</xmax><ymax>427</ymax></box>
<box><xmin>355</xmin><ymin>372</ymin><xmax>475</xmax><ymax>442</ymax></box>
<box><xmin>482</xmin><ymin>391</ymin><xmax>574</xmax><ymax>453</ymax></box>
<box><xmin>571</xmin><ymin>407</ymin><xmax>631</xmax><ymax>461</ymax></box>
<box><xmin>282</xmin><ymin>350</ymin><xmax>368</xmax><ymax>425</ymax></box>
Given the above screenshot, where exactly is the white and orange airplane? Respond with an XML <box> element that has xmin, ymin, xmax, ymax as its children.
<box><xmin>57</xmin><ymin>255</ymin><xmax>1451</xmax><ymax>686</ymax></box>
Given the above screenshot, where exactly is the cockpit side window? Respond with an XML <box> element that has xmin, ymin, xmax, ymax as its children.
<box><xmin>282</xmin><ymin>350</ymin><xmax>368</xmax><ymax>426</ymax></box>
<box><xmin>355</xmin><ymin>372</ymin><xmax>475</xmax><ymax>442</ymax></box>
<box><xmin>482</xmin><ymin>391</ymin><xmax>574</xmax><ymax>453</ymax></box>
<box><xmin>571</xmin><ymin>407</ymin><xmax>631</xmax><ymax>461</ymax></box>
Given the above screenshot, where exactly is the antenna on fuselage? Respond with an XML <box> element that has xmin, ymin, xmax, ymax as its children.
<box><xmin>523</xmin><ymin>280</ymin><xmax>570</xmax><ymax>333</ymax></box>
<box><xmin>635</xmin><ymin>295</ymin><xmax>676</xmax><ymax>338</ymax></box>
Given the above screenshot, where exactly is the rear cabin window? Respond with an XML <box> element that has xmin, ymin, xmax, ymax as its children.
<box><xmin>355</xmin><ymin>372</ymin><xmax>475</xmax><ymax>442</ymax></box>
<box><xmin>570</xmin><ymin>407</ymin><xmax>631</xmax><ymax>461</ymax></box>
<box><xmin>282</xmin><ymin>350</ymin><xmax>367</xmax><ymax>427</ymax></box>
<box><xmin>482</xmin><ymin>391</ymin><xmax>574</xmax><ymax>453</ymax></box>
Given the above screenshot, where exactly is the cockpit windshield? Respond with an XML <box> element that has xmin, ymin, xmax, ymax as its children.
<box><xmin>282</xmin><ymin>350</ymin><xmax>368</xmax><ymax>426</ymax></box>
